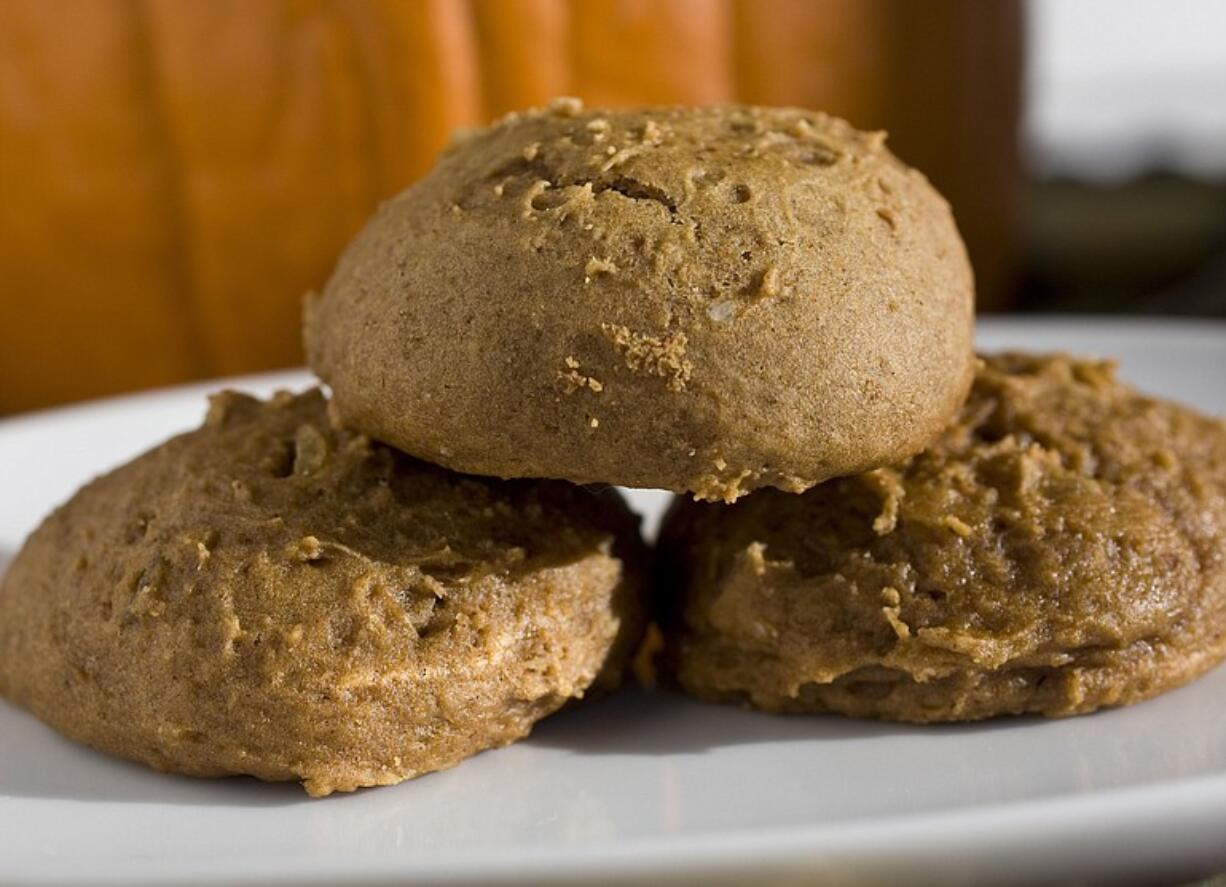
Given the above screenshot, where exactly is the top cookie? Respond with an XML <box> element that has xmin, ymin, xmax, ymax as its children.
<box><xmin>306</xmin><ymin>100</ymin><xmax>975</xmax><ymax>500</ymax></box>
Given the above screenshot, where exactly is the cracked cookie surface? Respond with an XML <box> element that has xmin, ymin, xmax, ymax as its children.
<box><xmin>305</xmin><ymin>99</ymin><xmax>974</xmax><ymax>500</ymax></box>
<box><xmin>658</xmin><ymin>354</ymin><xmax>1226</xmax><ymax>721</ymax></box>
<box><xmin>0</xmin><ymin>390</ymin><xmax>646</xmax><ymax>795</ymax></box>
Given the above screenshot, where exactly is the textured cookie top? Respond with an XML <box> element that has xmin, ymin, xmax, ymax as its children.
<box><xmin>0</xmin><ymin>390</ymin><xmax>644</xmax><ymax>794</ymax></box>
<box><xmin>306</xmin><ymin>100</ymin><xmax>975</xmax><ymax>500</ymax></box>
<box><xmin>661</xmin><ymin>354</ymin><xmax>1226</xmax><ymax>718</ymax></box>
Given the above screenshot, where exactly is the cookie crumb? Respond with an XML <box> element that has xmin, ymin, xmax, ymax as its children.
<box><xmin>863</xmin><ymin>468</ymin><xmax>905</xmax><ymax>535</ymax></box>
<box><xmin>558</xmin><ymin>360</ymin><xmax>604</xmax><ymax>394</ymax></box>
<box><xmin>546</xmin><ymin>96</ymin><xmax>583</xmax><ymax>117</ymax></box>
<box><xmin>293</xmin><ymin>425</ymin><xmax>329</xmax><ymax>476</ymax></box>
<box><xmin>287</xmin><ymin>535</ymin><xmax>324</xmax><ymax>562</ymax></box>
<box><xmin>941</xmin><ymin>515</ymin><xmax>973</xmax><ymax>537</ymax></box>
<box><xmin>881</xmin><ymin>586</ymin><xmax>912</xmax><ymax>639</ymax></box>
<box><xmin>600</xmin><ymin>323</ymin><xmax>692</xmax><ymax>391</ymax></box>
<box><xmin>584</xmin><ymin>257</ymin><xmax>617</xmax><ymax>281</ymax></box>
<box><xmin>757</xmin><ymin>266</ymin><xmax>781</xmax><ymax>299</ymax></box>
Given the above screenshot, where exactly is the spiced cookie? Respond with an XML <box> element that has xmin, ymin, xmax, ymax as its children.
<box><xmin>305</xmin><ymin>100</ymin><xmax>974</xmax><ymax>501</ymax></box>
<box><xmin>0</xmin><ymin>390</ymin><xmax>646</xmax><ymax>795</ymax></box>
<box><xmin>659</xmin><ymin>354</ymin><xmax>1226</xmax><ymax>721</ymax></box>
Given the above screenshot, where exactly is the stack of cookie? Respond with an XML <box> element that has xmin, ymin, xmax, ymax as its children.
<box><xmin>2</xmin><ymin>101</ymin><xmax>1224</xmax><ymax>796</ymax></box>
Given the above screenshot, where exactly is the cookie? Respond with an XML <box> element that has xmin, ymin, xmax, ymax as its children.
<box><xmin>659</xmin><ymin>354</ymin><xmax>1226</xmax><ymax>721</ymax></box>
<box><xmin>0</xmin><ymin>390</ymin><xmax>646</xmax><ymax>795</ymax></box>
<box><xmin>305</xmin><ymin>99</ymin><xmax>974</xmax><ymax>501</ymax></box>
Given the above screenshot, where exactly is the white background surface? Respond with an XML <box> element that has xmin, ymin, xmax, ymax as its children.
<box><xmin>1026</xmin><ymin>0</ymin><xmax>1226</xmax><ymax>178</ymax></box>
<box><xmin>1</xmin><ymin>318</ymin><xmax>1225</xmax><ymax>885</ymax></box>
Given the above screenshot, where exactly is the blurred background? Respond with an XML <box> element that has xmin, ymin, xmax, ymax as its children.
<box><xmin>0</xmin><ymin>0</ymin><xmax>1223</xmax><ymax>415</ymax></box>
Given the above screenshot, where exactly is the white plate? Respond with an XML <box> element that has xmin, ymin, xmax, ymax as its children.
<box><xmin>2</xmin><ymin>318</ymin><xmax>1225</xmax><ymax>886</ymax></box>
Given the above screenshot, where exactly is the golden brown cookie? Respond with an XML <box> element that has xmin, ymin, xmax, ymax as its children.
<box><xmin>0</xmin><ymin>390</ymin><xmax>646</xmax><ymax>795</ymax></box>
<box><xmin>305</xmin><ymin>99</ymin><xmax>974</xmax><ymax>501</ymax></box>
<box><xmin>659</xmin><ymin>354</ymin><xmax>1226</xmax><ymax>721</ymax></box>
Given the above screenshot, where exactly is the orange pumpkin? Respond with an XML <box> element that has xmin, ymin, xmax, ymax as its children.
<box><xmin>0</xmin><ymin>0</ymin><xmax>1020</xmax><ymax>414</ymax></box>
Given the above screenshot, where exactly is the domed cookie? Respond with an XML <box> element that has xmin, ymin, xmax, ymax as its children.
<box><xmin>305</xmin><ymin>100</ymin><xmax>974</xmax><ymax>501</ymax></box>
<box><xmin>0</xmin><ymin>390</ymin><xmax>646</xmax><ymax>795</ymax></box>
<box><xmin>659</xmin><ymin>354</ymin><xmax>1226</xmax><ymax>721</ymax></box>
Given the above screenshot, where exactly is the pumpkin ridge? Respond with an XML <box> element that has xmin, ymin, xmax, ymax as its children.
<box><xmin>130</xmin><ymin>0</ymin><xmax>211</xmax><ymax>377</ymax></box>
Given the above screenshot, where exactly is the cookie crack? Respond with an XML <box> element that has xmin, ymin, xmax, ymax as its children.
<box><xmin>594</xmin><ymin>176</ymin><xmax>678</xmax><ymax>216</ymax></box>
<box><xmin>488</xmin><ymin>157</ymin><xmax>680</xmax><ymax>219</ymax></box>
